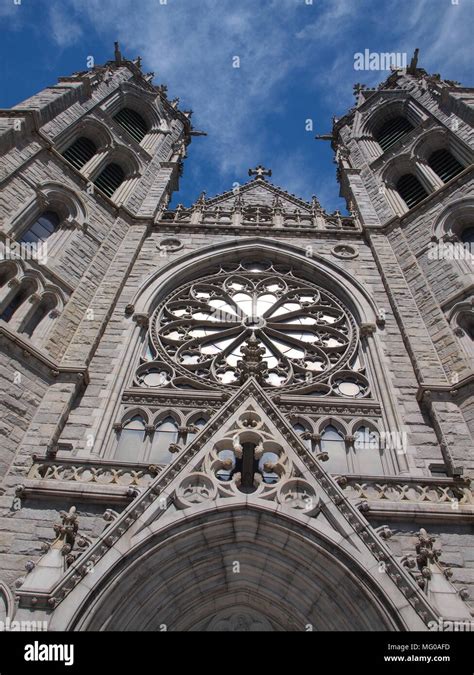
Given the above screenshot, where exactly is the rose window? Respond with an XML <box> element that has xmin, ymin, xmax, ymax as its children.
<box><xmin>150</xmin><ymin>261</ymin><xmax>366</xmax><ymax>394</ymax></box>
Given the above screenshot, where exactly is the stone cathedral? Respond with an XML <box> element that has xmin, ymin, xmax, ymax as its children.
<box><xmin>0</xmin><ymin>46</ymin><xmax>472</xmax><ymax>632</ymax></box>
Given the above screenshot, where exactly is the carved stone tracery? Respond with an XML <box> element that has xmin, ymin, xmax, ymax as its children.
<box><xmin>149</xmin><ymin>261</ymin><xmax>368</xmax><ymax>395</ymax></box>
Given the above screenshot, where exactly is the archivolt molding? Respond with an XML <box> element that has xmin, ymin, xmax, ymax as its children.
<box><xmin>433</xmin><ymin>197</ymin><xmax>474</xmax><ymax>241</ymax></box>
<box><xmin>358</xmin><ymin>95</ymin><xmax>427</xmax><ymax>139</ymax></box>
<box><xmin>132</xmin><ymin>238</ymin><xmax>381</xmax><ymax>328</ymax></box>
<box><xmin>54</xmin><ymin>116</ymin><xmax>114</xmax><ymax>155</ymax></box>
<box><xmin>70</xmin><ymin>509</ymin><xmax>407</xmax><ymax>631</ymax></box>
<box><xmin>6</xmin><ymin>181</ymin><xmax>89</xmax><ymax>240</ymax></box>
<box><xmin>102</xmin><ymin>83</ymin><xmax>168</xmax><ymax>133</ymax></box>
<box><xmin>91</xmin><ymin>142</ymin><xmax>143</xmax><ymax>179</ymax></box>
<box><xmin>0</xmin><ymin>261</ymin><xmax>67</xmax><ymax>317</ymax></box>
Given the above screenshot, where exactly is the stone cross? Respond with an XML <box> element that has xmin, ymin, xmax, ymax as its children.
<box><xmin>248</xmin><ymin>165</ymin><xmax>272</xmax><ymax>180</ymax></box>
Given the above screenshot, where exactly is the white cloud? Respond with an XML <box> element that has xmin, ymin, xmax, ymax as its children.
<box><xmin>57</xmin><ymin>0</ymin><xmax>309</xmax><ymax>180</ymax></box>
<box><xmin>296</xmin><ymin>0</ymin><xmax>358</xmax><ymax>40</ymax></box>
<box><xmin>43</xmin><ymin>0</ymin><xmax>472</xmax><ymax>209</ymax></box>
<box><xmin>49</xmin><ymin>4</ymin><xmax>83</xmax><ymax>48</ymax></box>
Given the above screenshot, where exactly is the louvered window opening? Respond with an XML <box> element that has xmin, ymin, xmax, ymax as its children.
<box><xmin>428</xmin><ymin>149</ymin><xmax>463</xmax><ymax>183</ymax></box>
<box><xmin>62</xmin><ymin>137</ymin><xmax>97</xmax><ymax>170</ymax></box>
<box><xmin>397</xmin><ymin>174</ymin><xmax>428</xmax><ymax>209</ymax></box>
<box><xmin>94</xmin><ymin>164</ymin><xmax>125</xmax><ymax>198</ymax></box>
<box><xmin>375</xmin><ymin>116</ymin><xmax>414</xmax><ymax>152</ymax></box>
<box><xmin>113</xmin><ymin>108</ymin><xmax>148</xmax><ymax>143</ymax></box>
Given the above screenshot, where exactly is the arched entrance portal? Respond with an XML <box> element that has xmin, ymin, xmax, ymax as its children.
<box><xmin>69</xmin><ymin>508</ymin><xmax>404</xmax><ymax>631</ymax></box>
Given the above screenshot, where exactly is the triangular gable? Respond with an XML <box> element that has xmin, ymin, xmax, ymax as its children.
<box><xmin>202</xmin><ymin>177</ymin><xmax>314</xmax><ymax>213</ymax></box>
<box><xmin>17</xmin><ymin>378</ymin><xmax>455</xmax><ymax>627</ymax></box>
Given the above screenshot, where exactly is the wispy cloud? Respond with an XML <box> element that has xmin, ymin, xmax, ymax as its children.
<box><xmin>33</xmin><ymin>0</ymin><xmax>473</xmax><ymax>209</ymax></box>
<box><xmin>49</xmin><ymin>5</ymin><xmax>83</xmax><ymax>48</ymax></box>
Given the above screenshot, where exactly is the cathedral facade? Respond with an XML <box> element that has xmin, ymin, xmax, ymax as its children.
<box><xmin>0</xmin><ymin>47</ymin><xmax>472</xmax><ymax>631</ymax></box>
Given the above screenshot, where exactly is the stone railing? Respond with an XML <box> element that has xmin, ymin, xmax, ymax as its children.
<box><xmin>28</xmin><ymin>458</ymin><xmax>162</xmax><ymax>488</ymax></box>
<box><xmin>339</xmin><ymin>475</ymin><xmax>473</xmax><ymax>505</ymax></box>
<box><xmin>158</xmin><ymin>207</ymin><xmax>358</xmax><ymax>231</ymax></box>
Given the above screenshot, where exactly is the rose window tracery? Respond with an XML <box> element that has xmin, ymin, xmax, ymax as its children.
<box><xmin>148</xmin><ymin>261</ymin><xmax>368</xmax><ymax>395</ymax></box>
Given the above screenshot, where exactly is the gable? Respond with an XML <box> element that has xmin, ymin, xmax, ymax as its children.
<box><xmin>204</xmin><ymin>178</ymin><xmax>313</xmax><ymax>213</ymax></box>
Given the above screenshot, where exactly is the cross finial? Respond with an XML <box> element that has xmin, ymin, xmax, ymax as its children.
<box><xmin>353</xmin><ymin>83</ymin><xmax>366</xmax><ymax>96</ymax></box>
<box><xmin>248</xmin><ymin>165</ymin><xmax>272</xmax><ymax>180</ymax></box>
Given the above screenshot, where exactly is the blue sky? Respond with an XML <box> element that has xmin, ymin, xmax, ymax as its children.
<box><xmin>0</xmin><ymin>0</ymin><xmax>472</xmax><ymax>211</ymax></box>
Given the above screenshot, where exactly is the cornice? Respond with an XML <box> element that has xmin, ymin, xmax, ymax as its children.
<box><xmin>0</xmin><ymin>327</ymin><xmax>89</xmax><ymax>383</ymax></box>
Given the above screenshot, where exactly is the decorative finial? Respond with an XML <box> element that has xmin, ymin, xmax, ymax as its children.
<box><xmin>311</xmin><ymin>195</ymin><xmax>322</xmax><ymax>211</ymax></box>
<box><xmin>235</xmin><ymin>333</ymin><xmax>268</xmax><ymax>384</ymax></box>
<box><xmin>248</xmin><ymin>165</ymin><xmax>272</xmax><ymax>180</ymax></box>
<box><xmin>408</xmin><ymin>48</ymin><xmax>419</xmax><ymax>73</ymax></box>
<box><xmin>114</xmin><ymin>41</ymin><xmax>122</xmax><ymax>65</ymax></box>
<box><xmin>353</xmin><ymin>83</ymin><xmax>367</xmax><ymax>96</ymax></box>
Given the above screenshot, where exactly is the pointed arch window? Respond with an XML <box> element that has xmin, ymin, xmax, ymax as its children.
<box><xmin>374</xmin><ymin>116</ymin><xmax>414</xmax><ymax>153</ymax></box>
<box><xmin>0</xmin><ymin>283</ymin><xmax>33</xmax><ymax>323</ymax></box>
<box><xmin>150</xmin><ymin>416</ymin><xmax>179</xmax><ymax>464</ymax></box>
<box><xmin>428</xmin><ymin>149</ymin><xmax>464</xmax><ymax>184</ymax></box>
<box><xmin>186</xmin><ymin>417</ymin><xmax>207</xmax><ymax>443</ymax></box>
<box><xmin>20</xmin><ymin>211</ymin><xmax>60</xmax><ymax>244</ymax></box>
<box><xmin>396</xmin><ymin>173</ymin><xmax>428</xmax><ymax>209</ymax></box>
<box><xmin>353</xmin><ymin>426</ymin><xmax>384</xmax><ymax>475</ymax></box>
<box><xmin>62</xmin><ymin>137</ymin><xmax>97</xmax><ymax>171</ymax></box>
<box><xmin>94</xmin><ymin>163</ymin><xmax>125</xmax><ymax>198</ymax></box>
<box><xmin>321</xmin><ymin>425</ymin><xmax>347</xmax><ymax>473</ymax></box>
<box><xmin>0</xmin><ymin>265</ymin><xmax>15</xmax><ymax>289</ymax></box>
<box><xmin>113</xmin><ymin>108</ymin><xmax>148</xmax><ymax>144</ymax></box>
<box><xmin>115</xmin><ymin>416</ymin><xmax>146</xmax><ymax>462</ymax></box>
<box><xmin>21</xmin><ymin>296</ymin><xmax>56</xmax><ymax>339</ymax></box>
<box><xmin>292</xmin><ymin>421</ymin><xmax>312</xmax><ymax>450</ymax></box>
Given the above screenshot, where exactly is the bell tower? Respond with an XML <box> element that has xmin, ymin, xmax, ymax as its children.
<box><xmin>330</xmin><ymin>55</ymin><xmax>474</xmax><ymax>477</ymax></box>
<box><xmin>0</xmin><ymin>44</ymin><xmax>196</xmax><ymax>476</ymax></box>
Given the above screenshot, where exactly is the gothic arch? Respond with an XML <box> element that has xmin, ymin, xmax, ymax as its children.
<box><xmin>132</xmin><ymin>238</ymin><xmax>382</xmax><ymax>325</ymax></box>
<box><xmin>102</xmin><ymin>84</ymin><xmax>166</xmax><ymax>133</ymax></box>
<box><xmin>91</xmin><ymin>144</ymin><xmax>143</xmax><ymax>180</ymax></box>
<box><xmin>100</xmin><ymin>238</ymin><xmax>409</xmax><ymax>472</ymax></box>
<box><xmin>433</xmin><ymin>197</ymin><xmax>474</xmax><ymax>240</ymax></box>
<box><xmin>412</xmin><ymin>127</ymin><xmax>472</xmax><ymax>170</ymax></box>
<box><xmin>47</xmin><ymin>506</ymin><xmax>421</xmax><ymax>632</ymax></box>
<box><xmin>359</xmin><ymin>96</ymin><xmax>425</xmax><ymax>139</ymax></box>
<box><xmin>5</xmin><ymin>181</ymin><xmax>88</xmax><ymax>247</ymax></box>
<box><xmin>56</xmin><ymin>117</ymin><xmax>113</xmax><ymax>156</ymax></box>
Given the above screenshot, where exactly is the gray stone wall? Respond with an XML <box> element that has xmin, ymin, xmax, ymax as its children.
<box><xmin>0</xmin><ymin>63</ymin><xmax>472</xmax><ymax>627</ymax></box>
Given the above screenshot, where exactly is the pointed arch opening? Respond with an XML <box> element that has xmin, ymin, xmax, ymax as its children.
<box><xmin>58</xmin><ymin>507</ymin><xmax>417</xmax><ymax>632</ymax></box>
